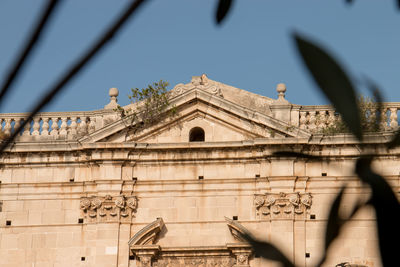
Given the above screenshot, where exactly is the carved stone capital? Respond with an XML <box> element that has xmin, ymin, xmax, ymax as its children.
<box><xmin>132</xmin><ymin>245</ymin><xmax>160</xmax><ymax>267</ymax></box>
<box><xmin>227</xmin><ymin>243</ymin><xmax>252</xmax><ymax>267</ymax></box>
<box><xmin>254</xmin><ymin>192</ymin><xmax>312</xmax><ymax>219</ymax></box>
<box><xmin>80</xmin><ymin>194</ymin><xmax>138</xmax><ymax>222</ymax></box>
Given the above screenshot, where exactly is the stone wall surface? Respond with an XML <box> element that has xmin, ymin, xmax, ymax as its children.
<box><xmin>0</xmin><ymin>76</ymin><xmax>399</xmax><ymax>267</ymax></box>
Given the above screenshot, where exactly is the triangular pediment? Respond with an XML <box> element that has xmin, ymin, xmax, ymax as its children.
<box><xmin>79</xmin><ymin>83</ymin><xmax>310</xmax><ymax>144</ymax></box>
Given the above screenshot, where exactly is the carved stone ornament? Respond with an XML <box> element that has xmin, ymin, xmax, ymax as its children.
<box><xmin>169</xmin><ymin>74</ymin><xmax>223</xmax><ymax>99</ymax></box>
<box><xmin>140</xmin><ymin>255</ymin><xmax>152</xmax><ymax>267</ymax></box>
<box><xmin>80</xmin><ymin>194</ymin><xmax>137</xmax><ymax>221</ymax></box>
<box><xmin>254</xmin><ymin>192</ymin><xmax>312</xmax><ymax>219</ymax></box>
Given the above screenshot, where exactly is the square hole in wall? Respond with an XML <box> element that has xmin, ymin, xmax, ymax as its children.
<box><xmin>81</xmin><ymin>257</ymin><xmax>85</xmax><ymax>261</ymax></box>
<box><xmin>132</xmin><ymin>177</ymin><xmax>137</xmax><ymax>181</ymax></box>
<box><xmin>129</xmin><ymin>255</ymin><xmax>135</xmax><ymax>260</ymax></box>
<box><xmin>69</xmin><ymin>178</ymin><xmax>75</xmax><ymax>182</ymax></box>
<box><xmin>6</xmin><ymin>220</ymin><xmax>11</xmax><ymax>226</ymax></box>
<box><xmin>321</xmin><ymin>173</ymin><xmax>327</xmax><ymax>176</ymax></box>
<box><xmin>78</xmin><ymin>218</ymin><xmax>84</xmax><ymax>224</ymax></box>
<box><xmin>232</xmin><ymin>216</ymin><xmax>238</xmax><ymax>220</ymax></box>
<box><xmin>198</xmin><ymin>176</ymin><xmax>204</xmax><ymax>180</ymax></box>
<box><xmin>255</xmin><ymin>174</ymin><xmax>260</xmax><ymax>178</ymax></box>
<box><xmin>305</xmin><ymin>253</ymin><xmax>310</xmax><ymax>258</ymax></box>
<box><xmin>310</xmin><ymin>214</ymin><xmax>316</xmax><ymax>220</ymax></box>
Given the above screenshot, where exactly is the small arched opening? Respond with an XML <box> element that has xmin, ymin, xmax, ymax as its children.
<box><xmin>189</xmin><ymin>127</ymin><xmax>205</xmax><ymax>142</ymax></box>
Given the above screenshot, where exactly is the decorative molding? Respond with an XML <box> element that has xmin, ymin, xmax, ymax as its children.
<box><xmin>129</xmin><ymin>218</ymin><xmax>253</xmax><ymax>267</ymax></box>
<box><xmin>170</xmin><ymin>74</ymin><xmax>223</xmax><ymax>99</ymax></box>
<box><xmin>128</xmin><ymin>218</ymin><xmax>165</xmax><ymax>246</ymax></box>
<box><xmin>80</xmin><ymin>194</ymin><xmax>137</xmax><ymax>222</ymax></box>
<box><xmin>154</xmin><ymin>256</ymin><xmax>235</xmax><ymax>267</ymax></box>
<box><xmin>254</xmin><ymin>192</ymin><xmax>312</xmax><ymax>219</ymax></box>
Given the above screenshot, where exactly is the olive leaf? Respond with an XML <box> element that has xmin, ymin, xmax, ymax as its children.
<box><xmin>316</xmin><ymin>186</ymin><xmax>345</xmax><ymax>266</ymax></box>
<box><xmin>294</xmin><ymin>33</ymin><xmax>362</xmax><ymax>141</ymax></box>
<box><xmin>215</xmin><ymin>0</ymin><xmax>234</xmax><ymax>24</ymax></box>
<box><xmin>355</xmin><ymin>157</ymin><xmax>400</xmax><ymax>267</ymax></box>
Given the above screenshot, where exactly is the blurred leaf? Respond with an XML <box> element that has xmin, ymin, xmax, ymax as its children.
<box><xmin>273</xmin><ymin>151</ymin><xmax>320</xmax><ymax>160</ymax></box>
<box><xmin>317</xmin><ymin>188</ymin><xmax>368</xmax><ymax>267</ymax></box>
<box><xmin>294</xmin><ymin>34</ymin><xmax>362</xmax><ymax>140</ymax></box>
<box><xmin>240</xmin><ymin>232</ymin><xmax>295</xmax><ymax>267</ymax></box>
<box><xmin>316</xmin><ymin>187</ymin><xmax>345</xmax><ymax>267</ymax></box>
<box><xmin>355</xmin><ymin>157</ymin><xmax>400</xmax><ymax>267</ymax></box>
<box><xmin>324</xmin><ymin>187</ymin><xmax>345</xmax><ymax>252</ymax></box>
<box><xmin>348</xmin><ymin>196</ymin><xmax>366</xmax><ymax>218</ymax></box>
<box><xmin>215</xmin><ymin>0</ymin><xmax>233</xmax><ymax>24</ymax></box>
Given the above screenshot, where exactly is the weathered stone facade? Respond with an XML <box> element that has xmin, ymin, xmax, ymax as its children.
<box><xmin>0</xmin><ymin>75</ymin><xmax>398</xmax><ymax>266</ymax></box>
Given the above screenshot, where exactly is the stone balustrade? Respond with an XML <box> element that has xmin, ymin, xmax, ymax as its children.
<box><xmin>0</xmin><ymin>83</ymin><xmax>399</xmax><ymax>141</ymax></box>
<box><xmin>297</xmin><ymin>102</ymin><xmax>400</xmax><ymax>133</ymax></box>
<box><xmin>0</xmin><ymin>109</ymin><xmax>118</xmax><ymax>141</ymax></box>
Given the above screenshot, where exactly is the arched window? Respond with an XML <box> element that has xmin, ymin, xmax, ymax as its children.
<box><xmin>189</xmin><ymin>127</ymin><xmax>205</xmax><ymax>142</ymax></box>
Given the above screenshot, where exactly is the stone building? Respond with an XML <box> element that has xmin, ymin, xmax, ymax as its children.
<box><xmin>0</xmin><ymin>75</ymin><xmax>398</xmax><ymax>267</ymax></box>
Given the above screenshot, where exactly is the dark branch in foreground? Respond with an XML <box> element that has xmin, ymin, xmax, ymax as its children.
<box><xmin>0</xmin><ymin>0</ymin><xmax>61</xmax><ymax>108</ymax></box>
<box><xmin>0</xmin><ymin>0</ymin><xmax>149</xmax><ymax>153</ymax></box>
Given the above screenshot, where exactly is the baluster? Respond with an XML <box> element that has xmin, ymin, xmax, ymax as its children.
<box><xmin>299</xmin><ymin>111</ymin><xmax>307</xmax><ymax>129</ymax></box>
<box><xmin>14</xmin><ymin>118</ymin><xmax>21</xmax><ymax>134</ymax></box>
<box><xmin>390</xmin><ymin>108</ymin><xmax>398</xmax><ymax>129</ymax></box>
<box><xmin>31</xmin><ymin>117</ymin><xmax>40</xmax><ymax>135</ymax></box>
<box><xmin>315</xmin><ymin>111</ymin><xmax>322</xmax><ymax>130</ymax></box>
<box><xmin>308</xmin><ymin>111</ymin><xmax>316</xmax><ymax>131</ymax></box>
<box><xmin>78</xmin><ymin>116</ymin><xmax>87</xmax><ymax>135</ymax></box>
<box><xmin>4</xmin><ymin>119</ymin><xmax>11</xmax><ymax>135</ymax></box>
<box><xmin>70</xmin><ymin>117</ymin><xmax>78</xmax><ymax>135</ymax></box>
<box><xmin>369</xmin><ymin>107</ymin><xmax>377</xmax><ymax>127</ymax></box>
<box><xmin>51</xmin><ymin>117</ymin><xmax>59</xmax><ymax>136</ymax></box>
<box><xmin>59</xmin><ymin>117</ymin><xmax>68</xmax><ymax>136</ymax></box>
<box><xmin>42</xmin><ymin>117</ymin><xmax>50</xmax><ymax>135</ymax></box>
<box><xmin>327</xmin><ymin>110</ymin><xmax>335</xmax><ymax>127</ymax></box>
<box><xmin>380</xmin><ymin>108</ymin><xmax>389</xmax><ymax>130</ymax></box>
<box><xmin>22</xmin><ymin>119</ymin><xmax>31</xmax><ymax>136</ymax></box>
<box><xmin>319</xmin><ymin>111</ymin><xmax>329</xmax><ymax>130</ymax></box>
<box><xmin>88</xmin><ymin>118</ymin><xmax>96</xmax><ymax>133</ymax></box>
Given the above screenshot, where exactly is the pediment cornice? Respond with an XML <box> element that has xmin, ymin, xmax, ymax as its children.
<box><xmin>78</xmin><ymin>88</ymin><xmax>310</xmax><ymax>144</ymax></box>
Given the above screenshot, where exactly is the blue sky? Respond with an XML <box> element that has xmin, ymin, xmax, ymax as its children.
<box><xmin>1</xmin><ymin>0</ymin><xmax>400</xmax><ymax>112</ymax></box>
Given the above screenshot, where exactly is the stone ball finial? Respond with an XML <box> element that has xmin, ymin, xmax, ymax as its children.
<box><xmin>276</xmin><ymin>83</ymin><xmax>286</xmax><ymax>94</ymax></box>
<box><xmin>109</xmin><ymin>87</ymin><xmax>119</xmax><ymax>98</ymax></box>
<box><xmin>105</xmin><ymin>87</ymin><xmax>119</xmax><ymax>109</ymax></box>
<box><xmin>276</xmin><ymin>83</ymin><xmax>286</xmax><ymax>100</ymax></box>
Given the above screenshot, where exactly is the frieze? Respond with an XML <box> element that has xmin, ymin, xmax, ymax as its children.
<box><xmin>153</xmin><ymin>257</ymin><xmax>235</xmax><ymax>267</ymax></box>
<box><xmin>80</xmin><ymin>194</ymin><xmax>137</xmax><ymax>221</ymax></box>
<box><xmin>254</xmin><ymin>192</ymin><xmax>312</xmax><ymax>219</ymax></box>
